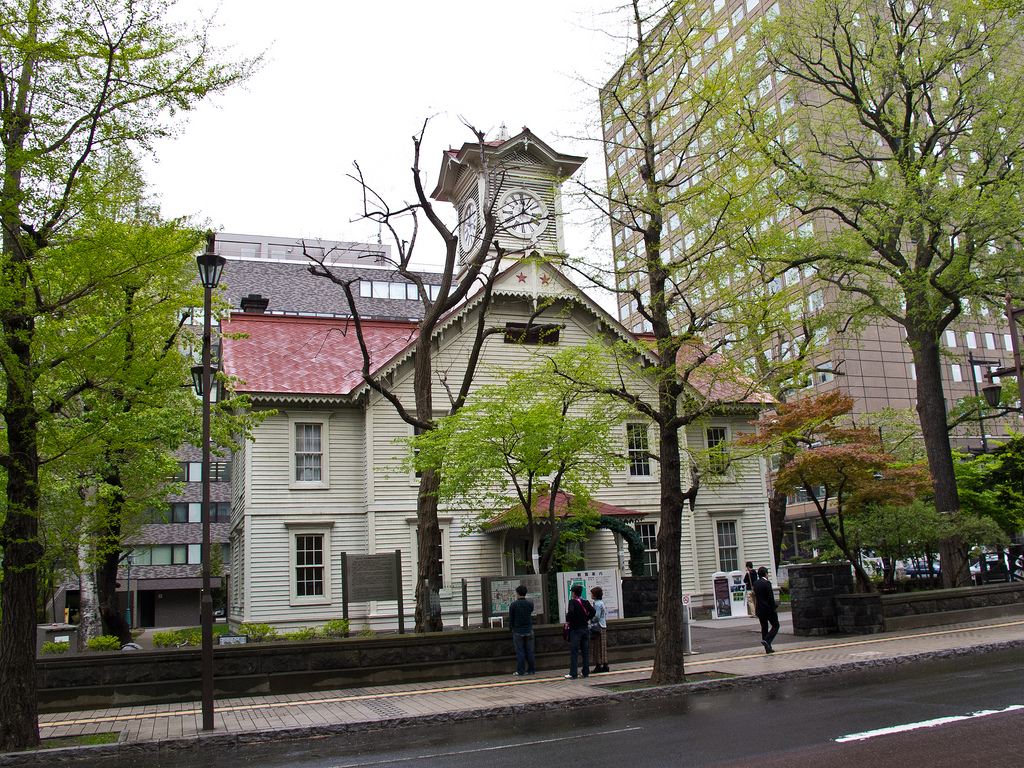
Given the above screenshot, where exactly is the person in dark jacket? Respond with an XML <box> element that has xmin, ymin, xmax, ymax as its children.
<box><xmin>508</xmin><ymin>584</ymin><xmax>535</xmax><ymax>675</ymax></box>
<box><xmin>753</xmin><ymin>566</ymin><xmax>780</xmax><ymax>654</ymax></box>
<box><xmin>565</xmin><ymin>584</ymin><xmax>595</xmax><ymax>678</ymax></box>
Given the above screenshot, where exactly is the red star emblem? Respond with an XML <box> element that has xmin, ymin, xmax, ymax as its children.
<box><xmin>517</xmin><ymin>272</ymin><xmax>528</xmax><ymax>283</ymax></box>
<box><xmin>540</xmin><ymin>274</ymin><xmax>550</xmax><ymax>285</ymax></box>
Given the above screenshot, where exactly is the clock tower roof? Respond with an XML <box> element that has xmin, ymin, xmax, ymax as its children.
<box><xmin>430</xmin><ymin>127</ymin><xmax>585</xmax><ymax>202</ymax></box>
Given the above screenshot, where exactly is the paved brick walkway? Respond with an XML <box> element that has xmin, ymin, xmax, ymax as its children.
<box><xmin>11</xmin><ymin>614</ymin><xmax>1024</xmax><ymax>764</ymax></box>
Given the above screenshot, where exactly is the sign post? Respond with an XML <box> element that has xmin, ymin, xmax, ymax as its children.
<box><xmin>341</xmin><ymin>550</ymin><xmax>405</xmax><ymax>634</ymax></box>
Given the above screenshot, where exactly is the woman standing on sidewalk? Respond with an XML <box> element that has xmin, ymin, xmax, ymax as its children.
<box><xmin>589</xmin><ymin>586</ymin><xmax>609</xmax><ymax>673</ymax></box>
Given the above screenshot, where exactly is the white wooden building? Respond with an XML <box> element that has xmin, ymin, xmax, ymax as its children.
<box><xmin>220</xmin><ymin>130</ymin><xmax>775</xmax><ymax>631</ymax></box>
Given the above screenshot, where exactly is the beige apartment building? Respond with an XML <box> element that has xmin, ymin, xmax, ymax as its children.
<box><xmin>599</xmin><ymin>0</ymin><xmax>1022</xmax><ymax>557</ymax></box>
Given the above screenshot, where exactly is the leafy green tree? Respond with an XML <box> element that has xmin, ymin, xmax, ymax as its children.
<box><xmin>989</xmin><ymin>434</ymin><xmax>1024</xmax><ymax>532</ymax></box>
<box><xmin>742</xmin><ymin>392</ymin><xmax>933</xmax><ymax>591</ymax></box>
<box><xmin>411</xmin><ymin>348</ymin><xmax>628</xmax><ymax>576</ymax></box>
<box><xmin>569</xmin><ymin>0</ymin><xmax>806</xmax><ymax>685</ymax></box>
<box><xmin>747</xmin><ymin>0</ymin><xmax>1024</xmax><ymax>587</ymax></box>
<box><xmin>0</xmin><ymin>0</ymin><xmax>256</xmax><ymax>750</ymax></box>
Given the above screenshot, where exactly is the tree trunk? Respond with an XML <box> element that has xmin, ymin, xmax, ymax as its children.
<box><xmin>413</xmin><ymin>468</ymin><xmax>444</xmax><ymax>633</ymax></box>
<box><xmin>0</xmin><ymin>326</ymin><xmax>42</xmax><ymax>751</ymax></box>
<box><xmin>909</xmin><ymin>329</ymin><xmax>970</xmax><ymax>588</ymax></box>
<box><xmin>94</xmin><ymin>466</ymin><xmax>131</xmax><ymax>644</ymax></box>
<box><xmin>650</xmin><ymin>415</ymin><xmax>686</xmax><ymax>685</ymax></box>
<box><xmin>77</xmin><ymin>546</ymin><xmax>103</xmax><ymax>651</ymax></box>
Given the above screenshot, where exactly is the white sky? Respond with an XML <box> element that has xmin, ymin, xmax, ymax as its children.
<box><xmin>145</xmin><ymin>0</ymin><xmax>631</xmax><ymax>281</ymax></box>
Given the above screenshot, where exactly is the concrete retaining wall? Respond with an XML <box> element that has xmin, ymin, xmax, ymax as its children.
<box><xmin>37</xmin><ymin>618</ymin><xmax>655</xmax><ymax>713</ymax></box>
<box><xmin>881</xmin><ymin>583</ymin><xmax>1024</xmax><ymax>630</ymax></box>
<box><xmin>790</xmin><ymin>563</ymin><xmax>1024</xmax><ymax>636</ymax></box>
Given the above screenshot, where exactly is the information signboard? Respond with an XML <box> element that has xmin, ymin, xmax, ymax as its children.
<box><xmin>555</xmin><ymin>569</ymin><xmax>624</xmax><ymax>621</ymax></box>
<box><xmin>346</xmin><ymin>553</ymin><xmax>401</xmax><ymax>602</ymax></box>
<box><xmin>481</xmin><ymin>573</ymin><xmax>545</xmax><ymax>620</ymax></box>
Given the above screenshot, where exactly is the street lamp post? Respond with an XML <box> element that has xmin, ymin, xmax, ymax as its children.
<box><xmin>967</xmin><ymin>351</ymin><xmax>1001</xmax><ymax>454</ymax></box>
<box><xmin>125</xmin><ymin>553</ymin><xmax>133</xmax><ymax>629</ymax></box>
<box><xmin>192</xmin><ymin>232</ymin><xmax>225</xmax><ymax>732</ymax></box>
<box><xmin>981</xmin><ymin>292</ymin><xmax>1024</xmax><ymax>427</ymax></box>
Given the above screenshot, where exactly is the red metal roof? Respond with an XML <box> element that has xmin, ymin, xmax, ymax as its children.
<box><xmin>221</xmin><ymin>313</ymin><xmax>419</xmax><ymax>397</ymax></box>
<box><xmin>486</xmin><ymin>491</ymin><xmax>649</xmax><ymax>530</ymax></box>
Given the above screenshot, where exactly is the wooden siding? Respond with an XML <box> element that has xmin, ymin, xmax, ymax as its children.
<box><xmin>236</xmin><ymin>291</ymin><xmax>773</xmax><ymax>627</ymax></box>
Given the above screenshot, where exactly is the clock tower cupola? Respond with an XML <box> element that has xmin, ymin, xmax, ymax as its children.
<box><xmin>431</xmin><ymin>127</ymin><xmax>585</xmax><ymax>267</ymax></box>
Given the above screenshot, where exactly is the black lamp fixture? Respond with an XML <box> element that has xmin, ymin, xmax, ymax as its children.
<box><xmin>196</xmin><ymin>232</ymin><xmax>226</xmax><ymax>290</ymax></box>
<box><xmin>190</xmin><ymin>364</ymin><xmax>220</xmax><ymax>399</ymax></box>
<box><xmin>979</xmin><ymin>291</ymin><xmax>1024</xmax><ymax>424</ymax></box>
<box><xmin>982</xmin><ymin>380</ymin><xmax>1003</xmax><ymax>409</ymax></box>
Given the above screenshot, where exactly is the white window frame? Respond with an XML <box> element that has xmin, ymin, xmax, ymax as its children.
<box><xmin>626</xmin><ymin>422</ymin><xmax>654</xmax><ymax>480</ymax></box>
<box><xmin>706</xmin><ymin>425</ymin><xmax>730</xmax><ymax>475</ymax></box>
<box><xmin>634</xmin><ymin>522</ymin><xmax>659</xmax><ymax>576</ymax></box>
<box><xmin>286</xmin><ymin>521</ymin><xmax>333</xmax><ymax>606</ymax></box>
<box><xmin>715</xmin><ymin>519</ymin><xmax>740</xmax><ymax>573</ymax></box>
<box><xmin>408</xmin><ymin>517</ymin><xmax>452</xmax><ymax>590</ymax></box>
<box><xmin>288</xmin><ymin>411</ymin><xmax>331</xmax><ymax>490</ymax></box>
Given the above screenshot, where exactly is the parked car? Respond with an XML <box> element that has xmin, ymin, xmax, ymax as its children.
<box><xmin>902</xmin><ymin>559</ymin><xmax>941</xmax><ymax>578</ymax></box>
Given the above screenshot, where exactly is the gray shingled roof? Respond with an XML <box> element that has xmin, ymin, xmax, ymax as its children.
<box><xmin>220</xmin><ymin>258</ymin><xmax>447</xmax><ymax>319</ymax></box>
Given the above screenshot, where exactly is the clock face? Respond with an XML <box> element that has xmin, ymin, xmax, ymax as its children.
<box><xmin>460</xmin><ymin>199</ymin><xmax>478</xmax><ymax>246</ymax></box>
<box><xmin>500</xmin><ymin>191</ymin><xmax>543</xmax><ymax>238</ymax></box>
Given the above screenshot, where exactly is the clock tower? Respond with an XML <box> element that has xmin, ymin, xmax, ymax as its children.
<box><xmin>430</xmin><ymin>126</ymin><xmax>585</xmax><ymax>267</ymax></box>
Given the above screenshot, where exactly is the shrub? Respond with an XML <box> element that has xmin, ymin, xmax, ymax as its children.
<box><xmin>87</xmin><ymin>635</ymin><xmax>122</xmax><ymax>652</ymax></box>
<box><xmin>178</xmin><ymin>628</ymin><xmax>202</xmax><ymax>646</ymax></box>
<box><xmin>282</xmin><ymin>627</ymin><xmax>321</xmax><ymax>641</ymax></box>
<box><xmin>152</xmin><ymin>631</ymin><xmax>181</xmax><ymax>648</ymax></box>
<box><xmin>238</xmin><ymin>622</ymin><xmax>277</xmax><ymax>643</ymax></box>
<box><xmin>357</xmin><ymin>625</ymin><xmax>376</xmax><ymax>637</ymax></box>
<box><xmin>40</xmin><ymin>641</ymin><xmax>69</xmax><ymax>655</ymax></box>
<box><xmin>323</xmin><ymin>619</ymin><xmax>349</xmax><ymax>638</ymax></box>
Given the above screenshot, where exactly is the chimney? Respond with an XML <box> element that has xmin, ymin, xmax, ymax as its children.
<box><xmin>240</xmin><ymin>293</ymin><xmax>269</xmax><ymax>314</ymax></box>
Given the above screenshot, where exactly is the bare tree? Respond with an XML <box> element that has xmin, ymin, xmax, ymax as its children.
<box><xmin>303</xmin><ymin>121</ymin><xmax>544</xmax><ymax>632</ymax></box>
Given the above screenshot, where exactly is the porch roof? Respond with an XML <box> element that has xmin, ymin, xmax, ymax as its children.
<box><xmin>485</xmin><ymin>491</ymin><xmax>649</xmax><ymax>532</ymax></box>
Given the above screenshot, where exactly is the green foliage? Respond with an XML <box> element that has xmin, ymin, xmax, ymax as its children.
<box><xmin>86</xmin><ymin>636</ymin><xmax>122</xmax><ymax>652</ymax></box>
<box><xmin>238</xmin><ymin>623</ymin><xmax>278</xmax><ymax>643</ymax></box>
<box><xmin>323</xmin><ymin>619</ymin><xmax>350</xmax><ymax>638</ymax></box>
<box><xmin>357</xmin><ymin>625</ymin><xmax>376</xmax><ymax>637</ymax></box>
<box><xmin>151</xmin><ymin>632</ymin><xmax>180</xmax><ymax>648</ymax></box>
<box><xmin>0</xmin><ymin>0</ymin><xmax>260</xmax><ymax>748</ymax></box>
<box><xmin>282</xmin><ymin>627</ymin><xmax>322</xmax><ymax>642</ymax></box>
<box><xmin>990</xmin><ymin>433</ymin><xmax>1024</xmax><ymax>532</ymax></box>
<box><xmin>39</xmin><ymin>642</ymin><xmax>69</xmax><ymax>656</ymax></box>
<box><xmin>410</xmin><ymin>347</ymin><xmax>629</xmax><ymax>574</ymax></box>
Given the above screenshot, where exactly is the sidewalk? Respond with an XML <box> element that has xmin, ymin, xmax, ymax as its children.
<box><xmin>11</xmin><ymin>615</ymin><xmax>1024</xmax><ymax>764</ymax></box>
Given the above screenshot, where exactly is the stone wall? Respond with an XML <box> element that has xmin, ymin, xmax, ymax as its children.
<box><xmin>789</xmin><ymin>563</ymin><xmax>855</xmax><ymax>636</ymax></box>
<box><xmin>37</xmin><ymin>618</ymin><xmax>655</xmax><ymax>713</ymax></box>
<box><xmin>836</xmin><ymin>593</ymin><xmax>884</xmax><ymax>634</ymax></box>
<box><xmin>881</xmin><ymin>582</ymin><xmax>1024</xmax><ymax>630</ymax></box>
<box><xmin>789</xmin><ymin>563</ymin><xmax>1023</xmax><ymax>636</ymax></box>
<box><xmin>622</xmin><ymin>576</ymin><xmax>658</xmax><ymax>617</ymax></box>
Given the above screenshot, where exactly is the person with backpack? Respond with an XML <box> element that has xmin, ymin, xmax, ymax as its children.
<box><xmin>564</xmin><ymin>583</ymin><xmax>595</xmax><ymax>679</ymax></box>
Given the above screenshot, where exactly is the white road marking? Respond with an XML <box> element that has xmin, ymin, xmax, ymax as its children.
<box><xmin>836</xmin><ymin>704</ymin><xmax>1024</xmax><ymax>742</ymax></box>
<box><xmin>329</xmin><ymin>726</ymin><xmax>643</xmax><ymax>767</ymax></box>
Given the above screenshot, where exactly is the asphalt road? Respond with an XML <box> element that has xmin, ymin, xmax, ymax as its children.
<box><xmin>76</xmin><ymin>645</ymin><xmax>1023</xmax><ymax>768</ymax></box>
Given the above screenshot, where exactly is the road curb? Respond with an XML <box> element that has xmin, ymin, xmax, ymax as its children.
<box><xmin>4</xmin><ymin>637</ymin><xmax>1023</xmax><ymax>765</ymax></box>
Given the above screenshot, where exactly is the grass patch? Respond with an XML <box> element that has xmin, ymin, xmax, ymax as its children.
<box><xmin>599</xmin><ymin>671</ymin><xmax>735</xmax><ymax>692</ymax></box>
<box><xmin>39</xmin><ymin>732</ymin><xmax>119</xmax><ymax>750</ymax></box>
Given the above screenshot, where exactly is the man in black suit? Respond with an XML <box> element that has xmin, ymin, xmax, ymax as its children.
<box><xmin>753</xmin><ymin>566</ymin><xmax>780</xmax><ymax>654</ymax></box>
